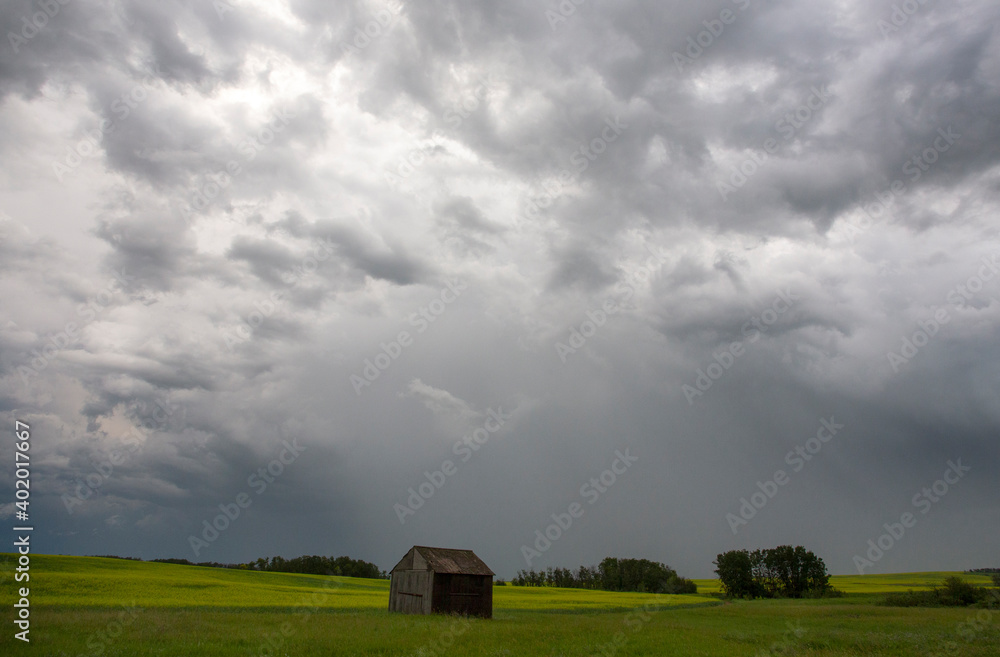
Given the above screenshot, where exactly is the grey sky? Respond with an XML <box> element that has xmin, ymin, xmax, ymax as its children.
<box><xmin>1</xmin><ymin>0</ymin><xmax>998</xmax><ymax>579</ymax></box>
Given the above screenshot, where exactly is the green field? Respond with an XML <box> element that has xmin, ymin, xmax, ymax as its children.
<box><xmin>2</xmin><ymin>554</ymin><xmax>998</xmax><ymax>656</ymax></box>
<box><xmin>692</xmin><ymin>571</ymin><xmax>997</xmax><ymax>596</ymax></box>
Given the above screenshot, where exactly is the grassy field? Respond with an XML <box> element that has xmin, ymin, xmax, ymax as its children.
<box><xmin>692</xmin><ymin>571</ymin><xmax>997</xmax><ymax>596</ymax></box>
<box><xmin>2</xmin><ymin>554</ymin><xmax>998</xmax><ymax>656</ymax></box>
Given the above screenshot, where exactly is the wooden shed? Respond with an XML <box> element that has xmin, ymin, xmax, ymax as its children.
<box><xmin>388</xmin><ymin>546</ymin><xmax>494</xmax><ymax>618</ymax></box>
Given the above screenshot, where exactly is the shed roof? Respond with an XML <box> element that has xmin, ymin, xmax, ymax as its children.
<box><xmin>392</xmin><ymin>546</ymin><xmax>495</xmax><ymax>576</ymax></box>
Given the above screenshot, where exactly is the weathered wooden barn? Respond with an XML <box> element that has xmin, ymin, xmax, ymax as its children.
<box><xmin>388</xmin><ymin>546</ymin><xmax>494</xmax><ymax>618</ymax></box>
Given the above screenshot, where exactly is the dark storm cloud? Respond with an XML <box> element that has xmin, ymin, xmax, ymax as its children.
<box><xmin>547</xmin><ymin>243</ymin><xmax>618</xmax><ymax>292</ymax></box>
<box><xmin>227</xmin><ymin>236</ymin><xmax>303</xmax><ymax>286</ymax></box>
<box><xmin>63</xmin><ymin>351</ymin><xmax>216</xmax><ymax>393</ymax></box>
<box><xmin>0</xmin><ymin>0</ymin><xmax>998</xmax><ymax>579</ymax></box>
<box><xmin>435</xmin><ymin>196</ymin><xmax>501</xmax><ymax>235</ymax></box>
<box><xmin>94</xmin><ymin>212</ymin><xmax>198</xmax><ymax>293</ymax></box>
<box><xmin>308</xmin><ymin>220</ymin><xmax>431</xmax><ymax>286</ymax></box>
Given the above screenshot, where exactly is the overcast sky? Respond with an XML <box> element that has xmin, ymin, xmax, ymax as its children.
<box><xmin>1</xmin><ymin>0</ymin><xmax>999</xmax><ymax>579</ymax></box>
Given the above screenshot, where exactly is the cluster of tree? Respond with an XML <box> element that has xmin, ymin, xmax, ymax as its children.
<box><xmin>966</xmin><ymin>568</ymin><xmax>1000</xmax><ymax>574</ymax></box>
<box><xmin>149</xmin><ymin>555</ymin><xmax>387</xmax><ymax>579</ymax></box>
<box><xmin>511</xmin><ymin>557</ymin><xmax>697</xmax><ymax>594</ymax></box>
<box><xmin>90</xmin><ymin>555</ymin><xmax>142</xmax><ymax>560</ymax></box>
<box><xmin>244</xmin><ymin>555</ymin><xmax>386</xmax><ymax>579</ymax></box>
<box><xmin>883</xmin><ymin>576</ymin><xmax>1000</xmax><ymax>607</ymax></box>
<box><xmin>151</xmin><ymin>558</ymin><xmax>241</xmax><ymax>569</ymax></box>
<box><xmin>714</xmin><ymin>546</ymin><xmax>832</xmax><ymax>599</ymax></box>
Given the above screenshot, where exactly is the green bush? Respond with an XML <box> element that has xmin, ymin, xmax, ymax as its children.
<box><xmin>939</xmin><ymin>576</ymin><xmax>982</xmax><ymax>606</ymax></box>
<box><xmin>881</xmin><ymin>577</ymin><xmax>993</xmax><ymax>607</ymax></box>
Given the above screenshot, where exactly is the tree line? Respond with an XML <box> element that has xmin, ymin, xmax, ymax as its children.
<box><xmin>511</xmin><ymin>557</ymin><xmax>697</xmax><ymax>594</ymax></box>
<box><xmin>150</xmin><ymin>554</ymin><xmax>387</xmax><ymax>579</ymax></box>
<box><xmin>714</xmin><ymin>546</ymin><xmax>832</xmax><ymax>599</ymax></box>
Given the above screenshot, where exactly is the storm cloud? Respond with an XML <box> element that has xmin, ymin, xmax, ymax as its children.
<box><xmin>1</xmin><ymin>0</ymin><xmax>999</xmax><ymax>578</ymax></box>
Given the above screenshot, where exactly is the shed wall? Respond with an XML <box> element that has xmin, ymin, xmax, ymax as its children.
<box><xmin>388</xmin><ymin>569</ymin><xmax>433</xmax><ymax>615</ymax></box>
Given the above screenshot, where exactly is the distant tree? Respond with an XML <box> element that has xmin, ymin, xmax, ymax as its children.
<box><xmin>576</xmin><ymin>565</ymin><xmax>597</xmax><ymax>589</ymax></box>
<box><xmin>91</xmin><ymin>555</ymin><xmax>141</xmax><ymax>561</ymax></box>
<box><xmin>147</xmin><ymin>554</ymin><xmax>386</xmax><ymax>578</ymax></box>
<box><xmin>663</xmin><ymin>575</ymin><xmax>698</xmax><ymax>594</ymax></box>
<box><xmin>599</xmin><ymin>557</ymin><xmax>622</xmax><ymax>591</ymax></box>
<box><xmin>714</xmin><ymin>550</ymin><xmax>757</xmax><ymax>598</ymax></box>
<box><xmin>762</xmin><ymin>545</ymin><xmax>830</xmax><ymax>598</ymax></box>
<box><xmin>509</xmin><ymin>558</ymin><xmax>695</xmax><ymax>593</ymax></box>
<box><xmin>715</xmin><ymin>546</ymin><xmax>830</xmax><ymax>599</ymax></box>
<box><xmin>940</xmin><ymin>577</ymin><xmax>981</xmax><ymax>606</ymax></box>
<box><xmin>513</xmin><ymin>569</ymin><xmax>545</xmax><ymax>587</ymax></box>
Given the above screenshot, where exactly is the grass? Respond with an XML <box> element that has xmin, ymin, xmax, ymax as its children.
<box><xmin>10</xmin><ymin>554</ymin><xmax>390</xmax><ymax>609</ymax></box>
<box><xmin>692</xmin><ymin>571</ymin><xmax>997</xmax><ymax>596</ymax></box>
<box><xmin>2</xmin><ymin>554</ymin><xmax>998</xmax><ymax>656</ymax></box>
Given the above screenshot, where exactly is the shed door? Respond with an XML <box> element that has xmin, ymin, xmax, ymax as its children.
<box><xmin>432</xmin><ymin>574</ymin><xmax>487</xmax><ymax>616</ymax></box>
